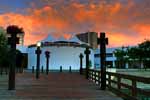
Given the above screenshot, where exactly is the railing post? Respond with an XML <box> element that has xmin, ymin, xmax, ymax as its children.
<box><xmin>93</xmin><ymin>70</ymin><xmax>95</xmax><ymax>82</ymax></box>
<box><xmin>45</xmin><ymin>51</ymin><xmax>50</xmax><ymax>75</ymax></box>
<box><xmin>117</xmin><ymin>77</ymin><xmax>121</xmax><ymax>89</ymax></box>
<box><xmin>132</xmin><ymin>80</ymin><xmax>137</xmax><ymax>97</ymax></box>
<box><xmin>97</xmin><ymin>32</ymin><xmax>108</xmax><ymax>90</ymax></box>
<box><xmin>60</xmin><ymin>66</ymin><xmax>62</xmax><ymax>72</ymax></box>
<box><xmin>98</xmin><ymin>71</ymin><xmax>101</xmax><ymax>84</ymax></box>
<box><xmin>84</xmin><ymin>47</ymin><xmax>91</xmax><ymax>79</ymax></box>
<box><xmin>32</xmin><ymin>66</ymin><xmax>34</xmax><ymax>73</ymax></box>
<box><xmin>69</xmin><ymin>66</ymin><xmax>72</xmax><ymax>73</ymax></box>
<box><xmin>79</xmin><ymin>53</ymin><xmax>84</xmax><ymax>75</ymax></box>
<box><xmin>0</xmin><ymin>68</ymin><xmax>2</xmax><ymax>75</ymax></box>
<box><xmin>41</xmin><ymin>66</ymin><xmax>44</xmax><ymax>73</ymax></box>
<box><xmin>90</xmin><ymin>70</ymin><xmax>92</xmax><ymax>80</ymax></box>
<box><xmin>92</xmin><ymin>70</ymin><xmax>94</xmax><ymax>81</ymax></box>
<box><xmin>95</xmin><ymin>71</ymin><xmax>97</xmax><ymax>83</ymax></box>
<box><xmin>35</xmin><ymin>43</ymin><xmax>42</xmax><ymax>79</ymax></box>
<box><xmin>108</xmin><ymin>73</ymin><xmax>111</xmax><ymax>88</ymax></box>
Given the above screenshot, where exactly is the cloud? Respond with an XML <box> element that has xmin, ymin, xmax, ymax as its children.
<box><xmin>0</xmin><ymin>0</ymin><xmax>149</xmax><ymax>47</ymax></box>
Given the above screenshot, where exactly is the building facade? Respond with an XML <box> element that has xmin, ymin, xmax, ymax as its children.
<box><xmin>76</xmin><ymin>32</ymin><xmax>98</xmax><ymax>49</ymax></box>
<box><xmin>27</xmin><ymin>35</ymin><xmax>95</xmax><ymax>70</ymax></box>
<box><xmin>94</xmin><ymin>48</ymin><xmax>116</xmax><ymax>69</ymax></box>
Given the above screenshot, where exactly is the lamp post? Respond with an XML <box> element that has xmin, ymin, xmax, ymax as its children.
<box><xmin>35</xmin><ymin>42</ymin><xmax>41</xmax><ymax>79</ymax></box>
<box><xmin>79</xmin><ymin>53</ymin><xmax>84</xmax><ymax>75</ymax></box>
<box><xmin>45</xmin><ymin>50</ymin><xmax>50</xmax><ymax>75</ymax></box>
<box><xmin>84</xmin><ymin>47</ymin><xmax>91</xmax><ymax>79</ymax></box>
<box><xmin>7</xmin><ymin>25</ymin><xmax>24</xmax><ymax>90</ymax></box>
<box><xmin>97</xmin><ymin>32</ymin><xmax>108</xmax><ymax>90</ymax></box>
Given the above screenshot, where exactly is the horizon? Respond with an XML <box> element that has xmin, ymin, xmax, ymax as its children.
<box><xmin>0</xmin><ymin>0</ymin><xmax>149</xmax><ymax>47</ymax></box>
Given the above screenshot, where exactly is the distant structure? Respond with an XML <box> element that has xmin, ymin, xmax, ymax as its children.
<box><xmin>94</xmin><ymin>48</ymin><xmax>116</xmax><ymax>69</ymax></box>
<box><xmin>27</xmin><ymin>34</ymin><xmax>95</xmax><ymax>70</ymax></box>
<box><xmin>76</xmin><ymin>32</ymin><xmax>98</xmax><ymax>49</ymax></box>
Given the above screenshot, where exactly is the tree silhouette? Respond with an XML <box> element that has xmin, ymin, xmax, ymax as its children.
<box><xmin>138</xmin><ymin>40</ymin><xmax>150</xmax><ymax>69</ymax></box>
<box><xmin>114</xmin><ymin>47</ymin><xmax>126</xmax><ymax>68</ymax></box>
<box><xmin>0</xmin><ymin>28</ymin><xmax>10</xmax><ymax>72</ymax></box>
<box><xmin>7</xmin><ymin>25</ymin><xmax>24</xmax><ymax>35</ymax></box>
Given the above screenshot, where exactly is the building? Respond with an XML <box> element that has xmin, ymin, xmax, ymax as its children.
<box><xmin>76</xmin><ymin>32</ymin><xmax>98</xmax><ymax>49</ymax></box>
<box><xmin>94</xmin><ymin>47</ymin><xmax>143</xmax><ymax>69</ymax></box>
<box><xmin>27</xmin><ymin>35</ymin><xmax>95</xmax><ymax>70</ymax></box>
<box><xmin>94</xmin><ymin>48</ymin><xmax>116</xmax><ymax>69</ymax></box>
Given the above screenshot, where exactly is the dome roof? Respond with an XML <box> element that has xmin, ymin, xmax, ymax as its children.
<box><xmin>41</xmin><ymin>34</ymin><xmax>56</xmax><ymax>42</ymax></box>
<box><xmin>68</xmin><ymin>36</ymin><xmax>82</xmax><ymax>43</ymax></box>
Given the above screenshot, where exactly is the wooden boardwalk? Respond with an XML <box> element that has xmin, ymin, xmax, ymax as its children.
<box><xmin>0</xmin><ymin>72</ymin><xmax>122</xmax><ymax>100</ymax></box>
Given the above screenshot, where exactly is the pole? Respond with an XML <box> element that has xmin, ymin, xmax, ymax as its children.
<box><xmin>36</xmin><ymin>47</ymin><xmax>41</xmax><ymax>79</ymax></box>
<box><xmin>84</xmin><ymin>48</ymin><xmax>91</xmax><ymax>79</ymax></box>
<box><xmin>97</xmin><ymin>32</ymin><xmax>108</xmax><ymax>90</ymax></box>
<box><xmin>46</xmin><ymin>57</ymin><xmax>49</xmax><ymax>75</ymax></box>
<box><xmin>8</xmin><ymin>33</ymin><xmax>16</xmax><ymax>90</ymax></box>
<box><xmin>45</xmin><ymin>51</ymin><xmax>50</xmax><ymax>75</ymax></box>
<box><xmin>79</xmin><ymin>53</ymin><xmax>83</xmax><ymax>75</ymax></box>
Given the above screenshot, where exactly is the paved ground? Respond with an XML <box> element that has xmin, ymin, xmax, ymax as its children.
<box><xmin>0</xmin><ymin>72</ymin><xmax>122</xmax><ymax>100</ymax></box>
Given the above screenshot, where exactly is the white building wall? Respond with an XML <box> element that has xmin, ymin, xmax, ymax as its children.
<box><xmin>28</xmin><ymin>46</ymin><xmax>94</xmax><ymax>70</ymax></box>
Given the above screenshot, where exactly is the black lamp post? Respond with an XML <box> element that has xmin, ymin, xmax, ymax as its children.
<box><xmin>7</xmin><ymin>25</ymin><xmax>24</xmax><ymax>90</ymax></box>
<box><xmin>45</xmin><ymin>50</ymin><xmax>50</xmax><ymax>75</ymax></box>
<box><xmin>35</xmin><ymin>42</ymin><xmax>41</xmax><ymax>79</ymax></box>
<box><xmin>84</xmin><ymin>47</ymin><xmax>91</xmax><ymax>79</ymax></box>
<box><xmin>97</xmin><ymin>32</ymin><xmax>108</xmax><ymax>90</ymax></box>
<box><xmin>79</xmin><ymin>53</ymin><xmax>84</xmax><ymax>75</ymax></box>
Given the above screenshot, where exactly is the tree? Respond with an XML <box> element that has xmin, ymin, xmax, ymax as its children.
<box><xmin>114</xmin><ymin>47</ymin><xmax>127</xmax><ymax>68</ymax></box>
<box><xmin>0</xmin><ymin>27</ymin><xmax>10</xmax><ymax>69</ymax></box>
<box><xmin>127</xmin><ymin>47</ymin><xmax>143</xmax><ymax>68</ymax></box>
<box><xmin>138</xmin><ymin>40</ymin><xmax>150</xmax><ymax>69</ymax></box>
<box><xmin>125</xmin><ymin>40</ymin><xmax>150</xmax><ymax>69</ymax></box>
<box><xmin>7</xmin><ymin>25</ymin><xmax>24</xmax><ymax>35</ymax></box>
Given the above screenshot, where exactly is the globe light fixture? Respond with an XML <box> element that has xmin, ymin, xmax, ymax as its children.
<box><xmin>37</xmin><ymin>41</ymin><xmax>41</xmax><ymax>47</ymax></box>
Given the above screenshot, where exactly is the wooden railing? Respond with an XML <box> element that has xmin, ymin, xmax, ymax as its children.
<box><xmin>89</xmin><ymin>69</ymin><xmax>101</xmax><ymax>84</ymax></box>
<box><xmin>86</xmin><ymin>69</ymin><xmax>150</xmax><ymax>100</ymax></box>
<box><xmin>0</xmin><ymin>67</ymin><xmax>23</xmax><ymax>75</ymax></box>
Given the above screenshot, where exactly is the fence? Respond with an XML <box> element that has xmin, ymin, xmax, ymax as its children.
<box><xmin>87</xmin><ymin>69</ymin><xmax>150</xmax><ymax>100</ymax></box>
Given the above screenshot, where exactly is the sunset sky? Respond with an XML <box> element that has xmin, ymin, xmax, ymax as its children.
<box><xmin>0</xmin><ymin>0</ymin><xmax>149</xmax><ymax>47</ymax></box>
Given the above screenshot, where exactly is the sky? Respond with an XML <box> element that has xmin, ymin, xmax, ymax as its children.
<box><xmin>0</xmin><ymin>0</ymin><xmax>149</xmax><ymax>47</ymax></box>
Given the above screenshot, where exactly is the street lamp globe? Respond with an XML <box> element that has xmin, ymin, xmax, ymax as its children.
<box><xmin>37</xmin><ymin>42</ymin><xmax>41</xmax><ymax>47</ymax></box>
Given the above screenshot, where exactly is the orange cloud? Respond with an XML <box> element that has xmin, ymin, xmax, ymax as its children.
<box><xmin>0</xmin><ymin>0</ymin><xmax>149</xmax><ymax>47</ymax></box>
<box><xmin>107</xmin><ymin>32</ymin><xmax>143</xmax><ymax>47</ymax></box>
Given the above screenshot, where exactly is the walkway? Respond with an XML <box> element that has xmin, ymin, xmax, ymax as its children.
<box><xmin>0</xmin><ymin>72</ymin><xmax>122</xmax><ymax>100</ymax></box>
